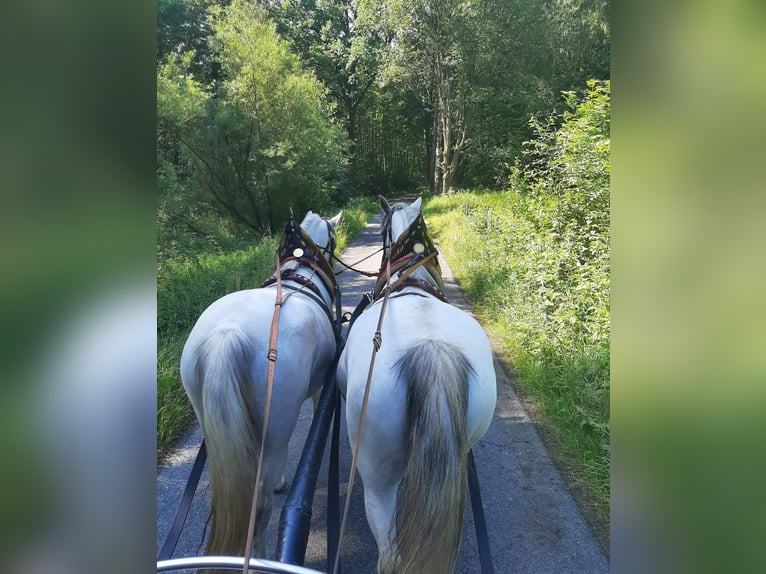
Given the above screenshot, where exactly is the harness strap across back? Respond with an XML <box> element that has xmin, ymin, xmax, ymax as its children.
<box><xmin>243</xmin><ymin>255</ymin><xmax>295</xmax><ymax>573</ymax></box>
<box><xmin>243</xmin><ymin>215</ymin><xmax>339</xmax><ymax>571</ymax></box>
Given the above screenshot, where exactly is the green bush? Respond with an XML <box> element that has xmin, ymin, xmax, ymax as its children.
<box><xmin>422</xmin><ymin>80</ymin><xmax>610</xmax><ymax>517</ymax></box>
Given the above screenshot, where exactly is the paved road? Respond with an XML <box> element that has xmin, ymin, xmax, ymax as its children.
<box><xmin>157</xmin><ymin>210</ymin><xmax>609</xmax><ymax>573</ymax></box>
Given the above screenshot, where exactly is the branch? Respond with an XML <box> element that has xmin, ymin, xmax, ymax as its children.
<box><xmin>166</xmin><ymin>210</ymin><xmax>220</xmax><ymax>244</ymax></box>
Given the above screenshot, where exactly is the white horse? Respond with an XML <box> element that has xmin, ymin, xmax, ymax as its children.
<box><xmin>337</xmin><ymin>197</ymin><xmax>497</xmax><ymax>574</ymax></box>
<box><xmin>180</xmin><ymin>210</ymin><xmax>341</xmax><ymax>561</ymax></box>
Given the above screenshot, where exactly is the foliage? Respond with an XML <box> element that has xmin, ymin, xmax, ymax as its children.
<box><xmin>354</xmin><ymin>86</ymin><xmax>427</xmax><ymax>194</ymax></box>
<box><xmin>155</xmin><ymin>0</ymin><xmax>612</xmax><ymax>478</ymax></box>
<box><xmin>550</xmin><ymin>0</ymin><xmax>610</xmax><ymax>95</ymax></box>
<box><xmin>422</xmin><ymin>81</ymin><xmax>610</xmax><ymax>516</ymax></box>
<box><xmin>157</xmin><ymin>0</ymin><xmax>350</xmax><ymax>234</ymax></box>
<box><xmin>157</xmin><ymin>0</ymin><xmax>226</xmax><ymax>84</ymax></box>
<box><xmin>266</xmin><ymin>0</ymin><xmax>387</xmax><ymax>141</ymax></box>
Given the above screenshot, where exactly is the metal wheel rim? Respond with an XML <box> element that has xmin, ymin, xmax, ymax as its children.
<box><xmin>157</xmin><ymin>556</ymin><xmax>325</xmax><ymax>573</ymax></box>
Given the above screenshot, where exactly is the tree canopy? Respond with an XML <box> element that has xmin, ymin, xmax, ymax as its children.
<box><xmin>157</xmin><ymin>0</ymin><xmax>610</xmax><ymax>248</ymax></box>
<box><xmin>158</xmin><ymin>0</ymin><xmax>348</xmax><ymax>247</ymax></box>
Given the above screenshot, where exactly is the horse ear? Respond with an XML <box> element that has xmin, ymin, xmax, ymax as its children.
<box><xmin>404</xmin><ymin>196</ymin><xmax>422</xmax><ymax>221</ymax></box>
<box><xmin>379</xmin><ymin>195</ymin><xmax>391</xmax><ymax>214</ymax></box>
<box><xmin>328</xmin><ymin>211</ymin><xmax>342</xmax><ymax>229</ymax></box>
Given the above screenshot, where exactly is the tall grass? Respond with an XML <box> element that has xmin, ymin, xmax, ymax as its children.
<box><xmin>424</xmin><ymin>191</ymin><xmax>610</xmax><ymax>523</ymax></box>
<box><xmin>420</xmin><ymin>82</ymin><xmax>610</xmax><ymax>527</ymax></box>
<box><xmin>157</xmin><ymin>197</ymin><xmax>379</xmax><ymax>457</ymax></box>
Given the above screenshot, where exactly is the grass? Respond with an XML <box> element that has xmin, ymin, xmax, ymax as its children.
<box><xmin>156</xmin><ymin>197</ymin><xmax>379</xmax><ymax>458</ymax></box>
<box><xmin>422</xmin><ymin>191</ymin><xmax>610</xmax><ymax>536</ymax></box>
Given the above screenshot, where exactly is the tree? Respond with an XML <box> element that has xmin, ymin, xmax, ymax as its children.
<box><xmin>382</xmin><ymin>0</ymin><xmax>474</xmax><ymax>193</ymax></box>
<box><xmin>157</xmin><ymin>0</ymin><xmax>349</xmax><ymax>234</ymax></box>
<box><xmin>266</xmin><ymin>0</ymin><xmax>389</xmax><ymax>143</ymax></box>
<box><xmin>157</xmin><ymin>0</ymin><xmax>229</xmax><ymax>84</ymax></box>
<box><xmin>550</xmin><ymin>0</ymin><xmax>610</xmax><ymax>95</ymax></box>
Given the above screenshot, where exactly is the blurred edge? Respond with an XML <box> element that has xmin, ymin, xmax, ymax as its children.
<box><xmin>613</xmin><ymin>0</ymin><xmax>766</xmax><ymax>572</ymax></box>
<box><xmin>0</xmin><ymin>0</ymin><xmax>765</xmax><ymax>573</ymax></box>
<box><xmin>0</xmin><ymin>1</ymin><xmax>157</xmax><ymax>573</ymax></box>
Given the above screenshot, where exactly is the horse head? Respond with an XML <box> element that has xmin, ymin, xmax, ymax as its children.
<box><xmin>376</xmin><ymin>196</ymin><xmax>444</xmax><ymax>299</ymax></box>
<box><xmin>300</xmin><ymin>210</ymin><xmax>343</xmax><ymax>261</ymax></box>
<box><xmin>379</xmin><ymin>196</ymin><xmax>422</xmax><ymax>254</ymax></box>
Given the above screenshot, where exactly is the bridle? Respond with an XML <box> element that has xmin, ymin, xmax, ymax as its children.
<box><xmin>261</xmin><ymin>214</ymin><xmax>341</xmax><ymax>340</ymax></box>
<box><xmin>373</xmin><ymin>205</ymin><xmax>446</xmax><ymax>302</ymax></box>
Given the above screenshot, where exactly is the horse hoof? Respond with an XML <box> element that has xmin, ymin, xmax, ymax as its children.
<box><xmin>274</xmin><ymin>475</ymin><xmax>288</xmax><ymax>493</ymax></box>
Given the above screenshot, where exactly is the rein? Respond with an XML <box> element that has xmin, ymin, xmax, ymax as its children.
<box><xmin>243</xmin><ymin>254</ymin><xmax>293</xmax><ymax>574</ymax></box>
<box><xmin>243</xmin><ymin>216</ymin><xmax>341</xmax><ymax>572</ymax></box>
<box><xmin>332</xmin><ymin>251</ymin><xmax>392</xmax><ymax>574</ymax></box>
<box><xmin>333</xmin><ymin>247</ymin><xmax>383</xmax><ymax>277</ymax></box>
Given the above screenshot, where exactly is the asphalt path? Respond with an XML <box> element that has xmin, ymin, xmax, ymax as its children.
<box><xmin>157</xmin><ymin>210</ymin><xmax>609</xmax><ymax>573</ymax></box>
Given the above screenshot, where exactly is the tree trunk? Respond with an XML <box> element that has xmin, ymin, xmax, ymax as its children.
<box><xmin>434</xmin><ymin>110</ymin><xmax>443</xmax><ymax>194</ymax></box>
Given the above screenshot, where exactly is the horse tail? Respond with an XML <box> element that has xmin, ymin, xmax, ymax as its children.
<box><xmin>394</xmin><ymin>340</ymin><xmax>471</xmax><ymax>574</ymax></box>
<box><xmin>194</xmin><ymin>326</ymin><xmax>266</xmax><ymax>560</ymax></box>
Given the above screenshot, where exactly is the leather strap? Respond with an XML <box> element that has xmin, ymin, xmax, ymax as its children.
<box><xmin>334</xmin><ymin>247</ymin><xmax>384</xmax><ymax>277</ymax></box>
<box><xmin>243</xmin><ymin>255</ymin><xmax>294</xmax><ymax>573</ymax></box>
<box><xmin>157</xmin><ymin>440</ymin><xmax>207</xmax><ymax>561</ymax></box>
<box><xmin>468</xmin><ymin>450</ymin><xmax>495</xmax><ymax>574</ymax></box>
<box><xmin>373</xmin><ymin>251</ymin><xmax>442</xmax><ymax>301</ymax></box>
<box><xmin>265</xmin><ymin>282</ymin><xmax>340</xmax><ymax>344</ymax></box>
<box><xmin>333</xmin><ymin>255</ymin><xmax>392</xmax><ymax>574</ymax></box>
<box><xmin>326</xmin><ymin>388</ymin><xmax>342</xmax><ymax>572</ymax></box>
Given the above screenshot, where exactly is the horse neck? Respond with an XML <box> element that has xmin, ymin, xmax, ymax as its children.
<box><xmin>285</xmin><ymin>262</ymin><xmax>333</xmax><ymax>309</ymax></box>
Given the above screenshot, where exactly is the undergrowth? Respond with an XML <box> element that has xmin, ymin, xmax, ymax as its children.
<box><xmin>421</xmin><ymin>80</ymin><xmax>610</xmax><ymax>527</ymax></box>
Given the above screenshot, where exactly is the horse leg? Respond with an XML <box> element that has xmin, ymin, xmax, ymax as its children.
<box><xmin>272</xmin><ymin>447</ymin><xmax>288</xmax><ymax>493</ymax></box>
<box><xmin>352</xmin><ymin>413</ymin><xmax>404</xmax><ymax>574</ymax></box>
<box><xmin>361</xmin><ymin>482</ymin><xmax>399</xmax><ymax>574</ymax></box>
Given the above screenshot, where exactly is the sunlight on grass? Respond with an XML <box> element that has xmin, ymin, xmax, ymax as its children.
<box><xmin>424</xmin><ymin>189</ymin><xmax>610</xmax><ymax>523</ymax></box>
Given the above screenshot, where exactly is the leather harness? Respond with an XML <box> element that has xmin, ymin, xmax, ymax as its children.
<box><xmin>261</xmin><ymin>215</ymin><xmax>341</xmax><ymax>342</ymax></box>
<box><xmin>243</xmin><ymin>215</ymin><xmax>341</xmax><ymax>572</ymax></box>
<box><xmin>372</xmin><ymin>210</ymin><xmax>447</xmax><ymax>303</ymax></box>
